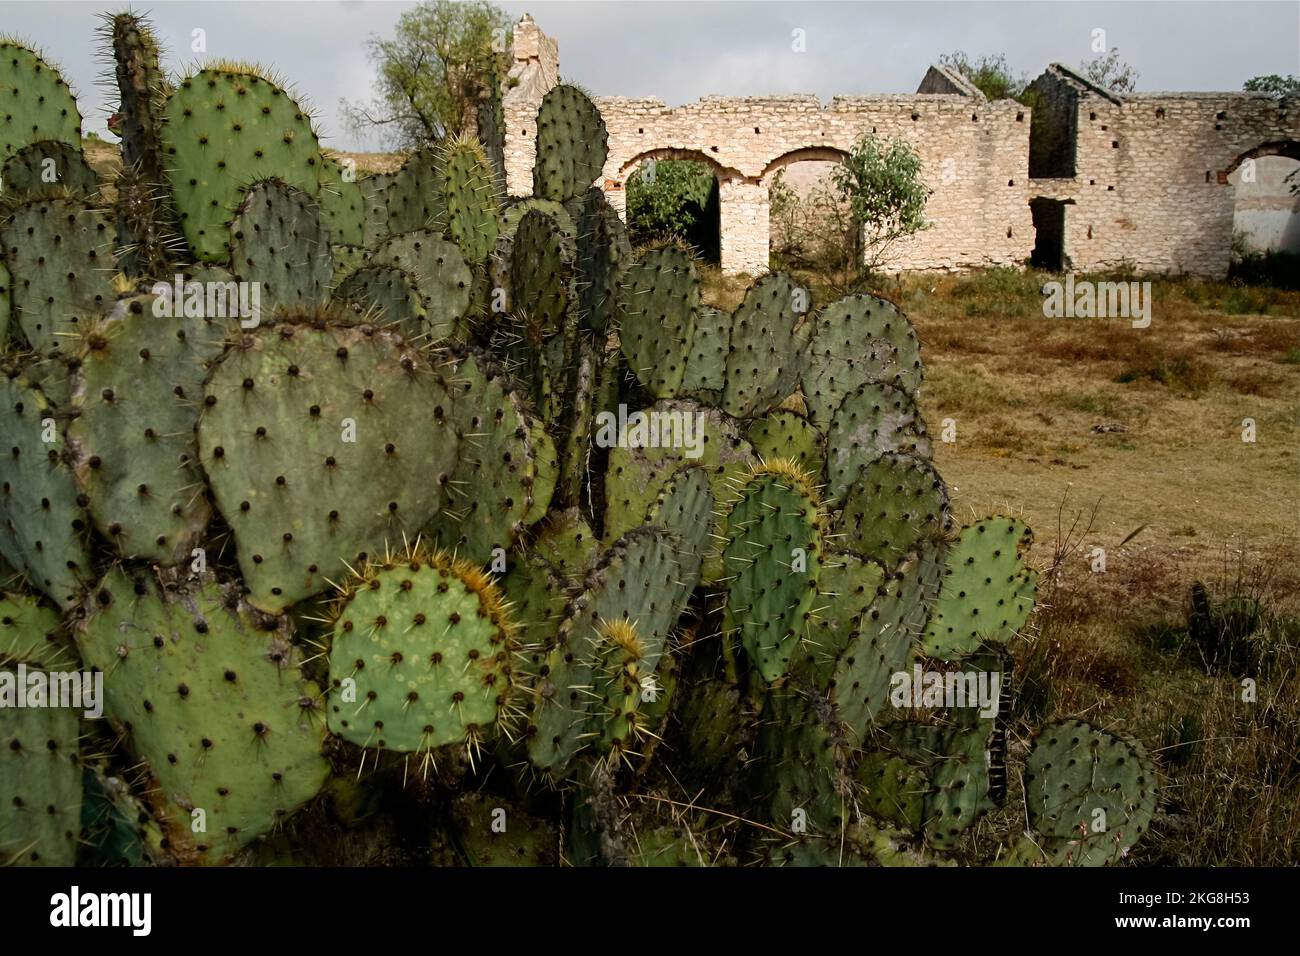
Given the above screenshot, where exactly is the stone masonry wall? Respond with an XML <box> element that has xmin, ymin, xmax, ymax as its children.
<box><xmin>504</xmin><ymin>16</ymin><xmax>1300</xmax><ymax>278</ymax></box>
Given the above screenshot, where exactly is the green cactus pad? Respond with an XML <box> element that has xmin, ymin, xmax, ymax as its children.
<box><xmin>753</xmin><ymin>687</ymin><xmax>846</xmax><ymax>836</ymax></box>
<box><xmin>524</xmin><ymin>416</ymin><xmax>558</xmax><ymax>526</ymax></box>
<box><xmin>746</xmin><ymin>408</ymin><xmax>825</xmax><ymax>477</ymax></box>
<box><xmin>792</xmin><ymin>551</ymin><xmax>885</xmax><ymax>690</ymax></box>
<box><xmin>680</xmin><ymin>305</ymin><xmax>731</xmax><ymax>401</ymax></box>
<box><xmin>367</xmin><ymin>230</ymin><xmax>472</xmax><ymax>342</ymax></box>
<box><xmin>643</xmin><ymin>464</ymin><xmax>714</xmax><ymax>587</ymax></box>
<box><xmin>197</xmin><ymin>321</ymin><xmax>460</xmax><ymax>612</ymax></box>
<box><xmin>920</xmin><ymin>516</ymin><xmax>1037</xmax><ymax>660</ymax></box>
<box><xmin>75</xmin><ymin>566</ymin><xmax>330</xmax><ymax>864</ymax></box>
<box><xmin>0</xmin><ymin>375</ymin><xmax>93</xmax><ymax>607</ymax></box>
<box><xmin>318</xmin><ymin>157</ymin><xmax>365</xmax><ymax>246</ymax></box>
<box><xmin>2</xmin><ymin>140</ymin><xmax>99</xmax><ymax>199</ymax></box>
<box><xmin>1</xmin><ymin>197</ymin><xmax>115</xmax><ymax>355</ymax></box>
<box><xmin>832</xmin><ymin>542</ymin><xmax>945</xmax><ymax>739</ymax></box>
<box><xmin>721</xmin><ymin>461</ymin><xmax>824</xmax><ymax>684</ymax></box>
<box><xmin>602</xmin><ymin>399</ymin><xmax>755</xmax><ymax>552</ymax></box>
<box><xmin>532</xmin><ymin>84</ymin><xmax>608</xmax><ymax>203</ymax></box>
<box><xmin>1024</xmin><ymin>719</ymin><xmax>1158</xmax><ymax>864</ymax></box>
<box><xmin>574</xmin><ymin>187</ymin><xmax>630</xmax><ymax>333</ymax></box>
<box><xmin>802</xmin><ymin>293</ymin><xmax>923</xmax><ymax>424</ymax></box>
<box><xmin>67</xmin><ymin>294</ymin><xmax>221</xmax><ymax>564</ymax></box>
<box><xmin>334</xmin><ymin>265</ymin><xmax>427</xmax><ymax>338</ymax></box>
<box><xmin>527</xmin><ymin>528</ymin><xmax>695</xmax><ymax>776</ymax></box>
<box><xmin>617</xmin><ymin>245</ymin><xmax>699</xmax><ymax>398</ymax></box>
<box><xmin>425</xmin><ymin>351</ymin><xmax>538</xmax><ymax>563</ymax></box>
<box><xmin>0</xmin><ymin>673</ymin><xmax>82</xmax><ymax>866</ymax></box>
<box><xmin>162</xmin><ymin>66</ymin><xmax>324</xmax><ymax>262</ymax></box>
<box><xmin>381</xmin><ymin>144</ymin><xmax>445</xmax><ymax>236</ymax></box>
<box><xmin>0</xmin><ymin>41</ymin><xmax>81</xmax><ymax>160</ymax></box>
<box><xmin>440</xmin><ymin>136</ymin><xmax>500</xmax><ymax>264</ymax></box>
<box><xmin>836</xmin><ymin>453</ymin><xmax>950</xmax><ymax>566</ymax></box>
<box><xmin>326</xmin><ymin>548</ymin><xmax>518</xmax><ymax>755</ymax></box>
<box><xmin>229</xmin><ymin>179</ymin><xmax>332</xmax><ymax>317</ymax></box>
<box><xmin>510</xmin><ymin>208</ymin><xmax>572</xmax><ymax>335</ymax></box>
<box><xmin>824</xmin><ymin>382</ymin><xmax>932</xmax><ymax>505</ymax></box>
<box><xmin>0</xmin><ymin>258</ymin><xmax>11</xmax><ymax>346</ymax></box>
<box><xmin>0</xmin><ymin>591</ymin><xmax>71</xmax><ymax>669</ymax></box>
<box><xmin>722</xmin><ymin>273</ymin><xmax>810</xmax><ymax>419</ymax></box>
<box><xmin>855</xmin><ymin>751</ymin><xmax>928</xmax><ymax>831</ymax></box>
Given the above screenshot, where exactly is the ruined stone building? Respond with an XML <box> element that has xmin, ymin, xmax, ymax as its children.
<box><xmin>502</xmin><ymin>14</ymin><xmax>1300</xmax><ymax>277</ymax></box>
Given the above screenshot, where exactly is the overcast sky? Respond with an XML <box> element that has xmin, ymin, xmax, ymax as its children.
<box><xmin>4</xmin><ymin>0</ymin><xmax>1297</xmax><ymax>151</ymax></box>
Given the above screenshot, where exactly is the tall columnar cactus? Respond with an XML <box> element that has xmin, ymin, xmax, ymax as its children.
<box><xmin>162</xmin><ymin>65</ymin><xmax>324</xmax><ymax>262</ymax></box>
<box><xmin>100</xmin><ymin>11</ymin><xmax>176</xmax><ymax>277</ymax></box>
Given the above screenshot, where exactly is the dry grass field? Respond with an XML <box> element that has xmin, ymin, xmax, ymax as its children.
<box><xmin>704</xmin><ymin>264</ymin><xmax>1300</xmax><ymax>864</ymax></box>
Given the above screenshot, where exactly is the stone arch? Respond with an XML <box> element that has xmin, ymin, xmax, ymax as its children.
<box><xmin>1222</xmin><ymin>139</ymin><xmax>1300</xmax><ymax>256</ymax></box>
<box><xmin>759</xmin><ymin>145</ymin><xmax>851</xmax><ymax>185</ymax></box>
<box><xmin>762</xmin><ymin>146</ymin><xmax>852</xmax><ymax>268</ymax></box>
<box><xmin>1220</xmin><ymin>139</ymin><xmax>1300</xmax><ymax>177</ymax></box>
<box><xmin>616</xmin><ymin>147</ymin><xmax>741</xmax><ymax>184</ymax></box>
<box><xmin>613</xmin><ymin>147</ymin><xmax>748</xmax><ymax>270</ymax></box>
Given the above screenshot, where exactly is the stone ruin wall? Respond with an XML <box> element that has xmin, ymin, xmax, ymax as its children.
<box><xmin>504</xmin><ymin>15</ymin><xmax>1300</xmax><ymax>277</ymax></box>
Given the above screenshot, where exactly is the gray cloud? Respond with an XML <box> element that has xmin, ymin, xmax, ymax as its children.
<box><xmin>3</xmin><ymin>1</ymin><xmax>1295</xmax><ymax>151</ymax></box>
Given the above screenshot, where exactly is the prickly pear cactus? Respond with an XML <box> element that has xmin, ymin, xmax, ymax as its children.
<box><xmin>0</xmin><ymin>197</ymin><xmax>116</xmax><ymax>355</ymax></box>
<box><xmin>229</xmin><ymin>179</ymin><xmax>333</xmax><ymax>317</ymax></box>
<box><xmin>2</xmin><ymin>140</ymin><xmax>99</xmax><ymax>198</ymax></box>
<box><xmin>920</xmin><ymin>516</ymin><xmax>1037</xmax><ymax>660</ymax></box>
<box><xmin>835</xmin><ymin>453</ymin><xmax>949</xmax><ymax>567</ymax></box>
<box><xmin>196</xmin><ymin>320</ymin><xmax>460</xmax><ymax>612</ymax></box>
<box><xmin>75</xmin><ymin>566</ymin><xmax>331</xmax><ymax>865</ymax></box>
<box><xmin>722</xmin><ymin>273</ymin><xmax>809</xmax><ymax>419</ymax></box>
<box><xmin>532</xmin><ymin>84</ymin><xmax>608</xmax><ymax>203</ymax></box>
<box><xmin>162</xmin><ymin>65</ymin><xmax>324</xmax><ymax>262</ymax></box>
<box><xmin>368</xmin><ymin>230</ymin><xmax>472</xmax><ymax>341</ymax></box>
<box><xmin>802</xmin><ymin>293</ymin><xmax>923</xmax><ymax>424</ymax></box>
<box><xmin>67</xmin><ymin>294</ymin><xmax>220</xmax><ymax>564</ymax></box>
<box><xmin>1024</xmin><ymin>720</ymin><xmax>1158</xmax><ymax>865</ymax></box>
<box><xmin>326</xmin><ymin>547</ymin><xmax>519</xmax><ymax>757</ymax></box>
<box><xmin>721</xmin><ymin>461</ymin><xmax>824</xmax><ymax>684</ymax></box>
<box><xmin>0</xmin><ymin>375</ymin><xmax>93</xmax><ymax>608</ymax></box>
<box><xmin>824</xmin><ymin>381</ymin><xmax>932</xmax><ymax>504</ymax></box>
<box><xmin>0</xmin><ymin>41</ymin><xmax>82</xmax><ymax>160</ymax></box>
<box><xmin>618</xmin><ymin>245</ymin><xmax>699</xmax><ymax>398</ymax></box>
<box><xmin>441</xmin><ymin>135</ymin><xmax>500</xmax><ymax>265</ymax></box>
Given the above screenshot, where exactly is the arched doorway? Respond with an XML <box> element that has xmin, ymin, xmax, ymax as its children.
<box><xmin>1224</xmin><ymin>141</ymin><xmax>1300</xmax><ymax>255</ymax></box>
<box><xmin>761</xmin><ymin>147</ymin><xmax>850</xmax><ymax>270</ymax></box>
<box><xmin>620</xmin><ymin>149</ymin><xmax>726</xmax><ymax>263</ymax></box>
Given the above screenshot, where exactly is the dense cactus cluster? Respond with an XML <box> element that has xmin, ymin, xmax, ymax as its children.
<box><xmin>0</xmin><ymin>16</ymin><xmax>1161</xmax><ymax>868</ymax></box>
